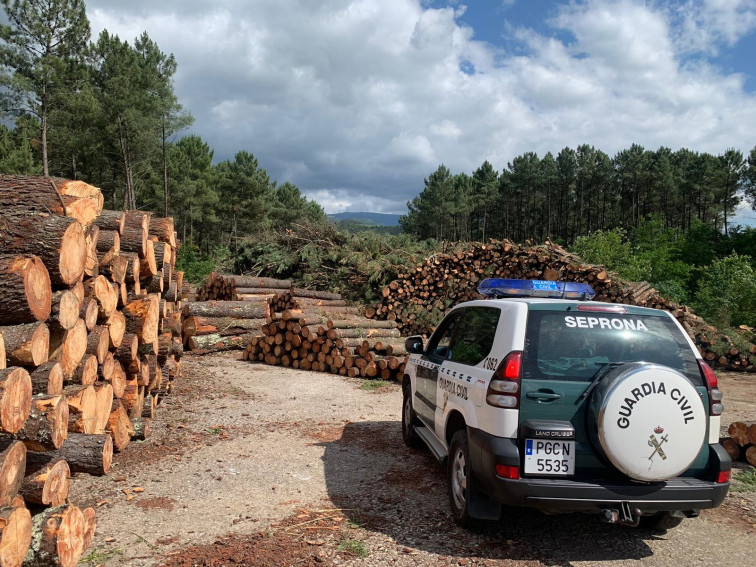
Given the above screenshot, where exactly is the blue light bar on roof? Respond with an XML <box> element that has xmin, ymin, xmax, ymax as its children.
<box><xmin>478</xmin><ymin>278</ymin><xmax>596</xmax><ymax>300</ymax></box>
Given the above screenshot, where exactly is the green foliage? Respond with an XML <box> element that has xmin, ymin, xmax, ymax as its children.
<box><xmin>731</xmin><ymin>467</ymin><xmax>756</xmax><ymax>493</ymax></box>
<box><xmin>692</xmin><ymin>253</ymin><xmax>756</xmax><ymax>328</ymax></box>
<box><xmin>174</xmin><ymin>240</ymin><xmax>218</xmax><ymax>284</ymax></box>
<box><xmin>80</xmin><ymin>546</ymin><xmax>123</xmax><ymax>564</ymax></box>
<box><xmin>337</xmin><ymin>537</ymin><xmax>369</xmax><ymax>558</ymax></box>
<box><xmin>359</xmin><ymin>379</ymin><xmax>391</xmax><ymax>391</ymax></box>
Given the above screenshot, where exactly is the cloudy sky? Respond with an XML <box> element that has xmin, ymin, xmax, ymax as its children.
<box><xmin>85</xmin><ymin>0</ymin><xmax>756</xmax><ymax>221</ymax></box>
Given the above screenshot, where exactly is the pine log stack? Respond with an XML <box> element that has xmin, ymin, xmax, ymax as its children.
<box><xmin>366</xmin><ymin>239</ymin><xmax>756</xmax><ymax>372</ymax></box>
<box><xmin>720</xmin><ymin>421</ymin><xmax>756</xmax><ymax>467</ymax></box>
<box><xmin>196</xmin><ymin>273</ymin><xmax>293</xmax><ymax>302</ymax></box>
<box><xmin>0</xmin><ymin>175</ymin><xmax>184</xmax><ymax>566</ymax></box>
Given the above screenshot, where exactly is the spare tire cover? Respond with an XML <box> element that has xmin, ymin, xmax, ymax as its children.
<box><xmin>590</xmin><ymin>363</ymin><xmax>707</xmax><ymax>482</ymax></box>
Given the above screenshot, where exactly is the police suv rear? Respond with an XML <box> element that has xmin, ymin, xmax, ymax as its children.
<box><xmin>401</xmin><ymin>279</ymin><xmax>731</xmax><ymax>529</ymax></box>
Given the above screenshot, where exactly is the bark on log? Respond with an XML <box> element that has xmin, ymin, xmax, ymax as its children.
<box><xmin>182</xmin><ymin>316</ymin><xmax>266</xmax><ymax>338</ymax></box>
<box><xmin>93</xmin><ymin>383</ymin><xmax>114</xmax><ymax>434</ymax></box>
<box><xmin>104</xmin><ymin>310</ymin><xmax>126</xmax><ymax>349</ymax></box>
<box><xmin>120</xmin><ymin>210</ymin><xmax>149</xmax><ymax>257</ymax></box>
<box><xmin>85</xmin><ymin>325</ymin><xmax>110</xmax><ymax>365</ymax></box>
<box><xmin>0</xmin><ymin>213</ymin><xmax>86</xmax><ymax>286</ymax></box>
<box><xmin>93</xmin><ymin>210</ymin><xmax>125</xmax><ymax>234</ymax></box>
<box><xmin>107</xmin><ymin>401</ymin><xmax>133</xmax><ymax>452</ymax></box>
<box><xmin>23</xmin><ymin>433</ymin><xmax>112</xmax><ymax>476</ymax></box>
<box><xmin>12</xmin><ymin>394</ymin><xmax>68</xmax><ymax>450</ymax></box>
<box><xmin>148</xmin><ymin>217</ymin><xmax>176</xmax><ymax>246</ymax></box>
<box><xmin>50</xmin><ymin>319</ymin><xmax>87</xmax><ymax>379</ymax></box>
<box><xmin>121</xmin><ymin>253</ymin><xmax>141</xmax><ymax>284</ymax></box>
<box><xmin>95</xmin><ymin>230</ymin><xmax>120</xmax><ymax>256</ymax></box>
<box><xmin>29</xmin><ymin>362</ymin><xmax>63</xmax><ymax>396</ymax></box>
<box><xmin>79</xmin><ymin>298</ymin><xmax>98</xmax><ymax>332</ymax></box>
<box><xmin>0</xmin><ymin>504</ymin><xmax>32</xmax><ymax>567</ymax></box>
<box><xmin>139</xmin><ymin>239</ymin><xmax>157</xmax><ymax>276</ymax></box>
<box><xmin>746</xmin><ymin>445</ymin><xmax>756</xmax><ymax>467</ymax></box>
<box><xmin>98</xmin><ymin>352</ymin><xmax>114</xmax><ymax>383</ymax></box>
<box><xmin>0</xmin><ymin>255</ymin><xmax>52</xmax><ymax>325</ymax></box>
<box><xmin>230</xmin><ymin>276</ymin><xmax>291</xmax><ymax>289</ymax></box>
<box><xmin>20</xmin><ymin>457</ymin><xmax>70</xmax><ymax>507</ymax></box>
<box><xmin>182</xmin><ymin>301</ymin><xmax>270</xmax><ymax>320</ymax></box>
<box><xmin>84</xmin><ymin>275</ymin><xmax>117</xmax><ymax>318</ymax></box>
<box><xmin>25</xmin><ymin>503</ymin><xmax>86</xmax><ymax>567</ymax></box>
<box><xmin>69</xmin><ymin>354</ymin><xmax>98</xmax><ymax>387</ymax></box>
<box><xmin>728</xmin><ymin>421</ymin><xmax>754</xmax><ymax>446</ymax></box>
<box><xmin>153</xmin><ymin>241</ymin><xmax>172</xmax><ymax>267</ymax></box>
<box><xmin>115</xmin><ymin>334</ymin><xmax>139</xmax><ymax>368</ymax></box>
<box><xmin>188</xmin><ymin>333</ymin><xmax>254</xmax><ymax>352</ymax></box>
<box><xmin>0</xmin><ymin>440</ymin><xmax>26</xmax><ymax>508</ymax></box>
<box><xmin>101</xmin><ymin>254</ymin><xmax>127</xmax><ymax>284</ymax></box>
<box><xmin>123</xmin><ymin>295</ymin><xmax>159</xmax><ymax>344</ymax></box>
<box><xmin>83</xmin><ymin>225</ymin><xmax>99</xmax><ymax>278</ymax></box>
<box><xmin>720</xmin><ymin>437</ymin><xmax>741</xmax><ymax>461</ymax></box>
<box><xmin>0</xmin><ymin>331</ymin><xmax>5</xmax><ymax>371</ymax></box>
<box><xmin>49</xmin><ymin>290</ymin><xmax>79</xmax><ymax>332</ymax></box>
<box><xmin>131</xmin><ymin>417</ymin><xmax>151</xmax><ymax>440</ymax></box>
<box><xmin>1</xmin><ymin>322</ymin><xmax>49</xmax><ymax>367</ymax></box>
<box><xmin>328</xmin><ymin>319</ymin><xmax>397</xmax><ymax>329</ymax></box>
<box><xmin>0</xmin><ymin>368</ymin><xmax>32</xmax><ymax>434</ymax></box>
<box><xmin>290</xmin><ymin>288</ymin><xmax>342</xmax><ymax>300</ymax></box>
<box><xmin>108</xmin><ymin>361</ymin><xmax>126</xmax><ymax>399</ymax></box>
<box><xmin>65</xmin><ymin>385</ymin><xmax>97</xmax><ymax>434</ymax></box>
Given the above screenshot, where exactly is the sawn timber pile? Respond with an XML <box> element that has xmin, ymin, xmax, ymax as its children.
<box><xmin>720</xmin><ymin>421</ymin><xmax>756</xmax><ymax>467</ymax></box>
<box><xmin>367</xmin><ymin>239</ymin><xmax>756</xmax><ymax>372</ymax></box>
<box><xmin>0</xmin><ymin>174</ymin><xmax>183</xmax><ymax>567</ymax></box>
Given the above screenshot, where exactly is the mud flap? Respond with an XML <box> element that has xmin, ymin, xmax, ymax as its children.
<box><xmin>467</xmin><ymin>479</ymin><xmax>502</xmax><ymax>520</ymax></box>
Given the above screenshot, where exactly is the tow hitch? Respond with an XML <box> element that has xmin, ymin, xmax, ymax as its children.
<box><xmin>600</xmin><ymin>502</ymin><xmax>642</xmax><ymax>526</ymax></box>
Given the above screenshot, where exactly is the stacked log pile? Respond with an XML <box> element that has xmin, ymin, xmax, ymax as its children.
<box><xmin>721</xmin><ymin>421</ymin><xmax>756</xmax><ymax>466</ymax></box>
<box><xmin>367</xmin><ymin>239</ymin><xmax>756</xmax><ymax>372</ymax></box>
<box><xmin>0</xmin><ymin>175</ymin><xmax>183</xmax><ymax>566</ymax></box>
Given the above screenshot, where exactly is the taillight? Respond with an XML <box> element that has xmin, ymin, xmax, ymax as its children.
<box><xmin>717</xmin><ymin>470</ymin><xmax>731</xmax><ymax>484</ymax></box>
<box><xmin>495</xmin><ymin>464</ymin><xmax>520</xmax><ymax>479</ymax></box>
<box><xmin>698</xmin><ymin>360</ymin><xmax>724</xmax><ymax>416</ymax></box>
<box><xmin>487</xmin><ymin>351</ymin><xmax>522</xmax><ymax>409</ymax></box>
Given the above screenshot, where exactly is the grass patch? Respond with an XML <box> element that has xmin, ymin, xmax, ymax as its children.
<box><xmin>359</xmin><ymin>379</ymin><xmax>391</xmax><ymax>391</ymax></box>
<box><xmin>337</xmin><ymin>537</ymin><xmax>369</xmax><ymax>558</ymax></box>
<box><xmin>731</xmin><ymin>467</ymin><xmax>756</xmax><ymax>492</ymax></box>
<box><xmin>80</xmin><ymin>547</ymin><xmax>123</xmax><ymax>564</ymax></box>
<box><xmin>207</xmin><ymin>426</ymin><xmax>224</xmax><ymax>435</ymax></box>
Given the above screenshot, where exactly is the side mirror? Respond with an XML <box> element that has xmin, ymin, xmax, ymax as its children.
<box><xmin>405</xmin><ymin>336</ymin><xmax>424</xmax><ymax>355</ymax></box>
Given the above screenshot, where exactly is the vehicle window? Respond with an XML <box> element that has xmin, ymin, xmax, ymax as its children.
<box><xmin>448</xmin><ymin>307</ymin><xmax>501</xmax><ymax>366</ymax></box>
<box><xmin>522</xmin><ymin>310</ymin><xmax>702</xmax><ymax>385</ymax></box>
<box><xmin>426</xmin><ymin>311</ymin><xmax>463</xmax><ymax>359</ymax></box>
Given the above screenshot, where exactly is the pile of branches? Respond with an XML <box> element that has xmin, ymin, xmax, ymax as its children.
<box><xmin>368</xmin><ymin>239</ymin><xmax>756</xmax><ymax>372</ymax></box>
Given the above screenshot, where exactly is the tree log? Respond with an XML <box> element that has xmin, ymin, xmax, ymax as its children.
<box><xmin>101</xmin><ymin>254</ymin><xmax>128</xmax><ymax>284</ymax></box>
<box><xmin>49</xmin><ymin>290</ymin><xmax>79</xmax><ymax>333</ymax></box>
<box><xmin>115</xmin><ymin>333</ymin><xmax>139</xmax><ymax>369</ymax></box>
<box><xmin>123</xmin><ymin>295</ymin><xmax>159</xmax><ymax>344</ymax></box>
<box><xmin>0</xmin><ymin>212</ymin><xmax>86</xmax><ymax>286</ymax></box>
<box><xmin>85</xmin><ymin>326</ymin><xmax>110</xmax><ymax>365</ymax></box>
<box><xmin>25</xmin><ymin>503</ymin><xmax>86</xmax><ymax>567</ymax></box>
<box><xmin>50</xmin><ymin>319</ymin><xmax>87</xmax><ymax>379</ymax></box>
<box><xmin>290</xmin><ymin>288</ymin><xmax>342</xmax><ymax>300</ymax></box>
<box><xmin>0</xmin><ymin>440</ymin><xmax>26</xmax><ymax>507</ymax></box>
<box><xmin>93</xmin><ymin>383</ymin><xmax>114</xmax><ymax>434</ymax></box>
<box><xmin>230</xmin><ymin>276</ymin><xmax>291</xmax><ymax>289</ymax></box>
<box><xmin>0</xmin><ymin>255</ymin><xmax>52</xmax><ymax>325</ymax></box>
<box><xmin>65</xmin><ymin>385</ymin><xmax>97</xmax><ymax>434</ymax></box>
<box><xmin>107</xmin><ymin>401</ymin><xmax>133</xmax><ymax>452</ymax></box>
<box><xmin>1</xmin><ymin>322</ymin><xmax>49</xmax><ymax>367</ymax></box>
<box><xmin>728</xmin><ymin>421</ymin><xmax>754</xmax><ymax>446</ymax></box>
<box><xmin>120</xmin><ymin>210</ymin><xmax>149</xmax><ymax>257</ymax></box>
<box><xmin>79</xmin><ymin>298</ymin><xmax>98</xmax><ymax>332</ymax></box>
<box><xmin>0</xmin><ymin>331</ymin><xmax>4</xmax><ymax>371</ymax></box>
<box><xmin>108</xmin><ymin>361</ymin><xmax>126</xmax><ymax>399</ymax></box>
<box><xmin>0</xmin><ymin>368</ymin><xmax>32</xmax><ymax>434</ymax></box>
<box><xmin>20</xmin><ymin>457</ymin><xmax>70</xmax><ymax>508</ymax></box>
<box><xmin>181</xmin><ymin>301</ymin><xmax>270</xmax><ymax>320</ymax></box>
<box><xmin>149</xmin><ymin>217</ymin><xmax>176</xmax><ymax>246</ymax></box>
<box><xmin>0</xmin><ymin>503</ymin><xmax>32</xmax><ymax>567</ymax></box>
<box><xmin>188</xmin><ymin>333</ymin><xmax>254</xmax><ymax>352</ymax></box>
<box><xmin>13</xmin><ymin>394</ymin><xmax>68</xmax><ymax>450</ymax></box>
<box><xmin>29</xmin><ymin>363</ymin><xmax>63</xmax><ymax>396</ymax></box>
<box><xmin>69</xmin><ymin>354</ymin><xmax>98</xmax><ymax>387</ymax></box>
<box><xmin>84</xmin><ymin>275</ymin><xmax>117</xmax><ymax>318</ymax></box>
<box><xmin>83</xmin><ymin>225</ymin><xmax>99</xmax><ymax>278</ymax></box>
<box><xmin>24</xmin><ymin>433</ymin><xmax>112</xmax><ymax>476</ymax></box>
<box><xmin>131</xmin><ymin>417</ymin><xmax>151</xmax><ymax>440</ymax></box>
<box><xmin>93</xmin><ymin>210</ymin><xmax>125</xmax><ymax>234</ymax></box>
<box><xmin>104</xmin><ymin>310</ymin><xmax>126</xmax><ymax>349</ymax></box>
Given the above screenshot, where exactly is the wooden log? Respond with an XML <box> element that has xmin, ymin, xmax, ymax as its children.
<box><xmin>107</xmin><ymin>401</ymin><xmax>133</xmax><ymax>452</ymax></box>
<box><xmin>720</xmin><ymin>438</ymin><xmax>741</xmax><ymax>461</ymax></box>
<box><xmin>65</xmin><ymin>385</ymin><xmax>97</xmax><ymax>434</ymax></box>
<box><xmin>1</xmin><ymin>322</ymin><xmax>49</xmax><ymax>367</ymax></box>
<box><xmin>29</xmin><ymin>362</ymin><xmax>63</xmax><ymax>396</ymax></box>
<box><xmin>54</xmin><ymin>178</ymin><xmax>104</xmax><ymax>214</ymax></box>
<box><xmin>93</xmin><ymin>209</ymin><xmax>125</xmax><ymax>234</ymax></box>
<box><xmin>182</xmin><ymin>316</ymin><xmax>266</xmax><ymax>339</ymax></box>
<box><xmin>123</xmin><ymin>295</ymin><xmax>159</xmax><ymax>344</ymax></box>
<box><xmin>83</xmin><ymin>224</ymin><xmax>99</xmax><ymax>278</ymax></box>
<box><xmin>747</xmin><ymin>423</ymin><xmax>756</xmax><ymax>446</ymax></box>
<box><xmin>49</xmin><ymin>290</ymin><xmax>79</xmax><ymax>333</ymax></box>
<box><xmin>328</xmin><ymin>319</ymin><xmax>397</xmax><ymax>329</ymax></box>
<box><xmin>50</xmin><ymin>319</ymin><xmax>87</xmax><ymax>379</ymax></box>
<box><xmin>0</xmin><ymin>255</ymin><xmax>52</xmax><ymax>325</ymax></box>
<box><xmin>98</xmin><ymin>352</ymin><xmax>114</xmax><ymax>383</ymax></box>
<box><xmin>0</xmin><ymin>213</ymin><xmax>86</xmax><ymax>286</ymax></box>
<box><xmin>0</xmin><ymin>440</ymin><xmax>26</xmax><ymax>507</ymax></box>
<box><xmin>93</xmin><ymin>383</ymin><xmax>113</xmax><ymax>434</ymax></box>
<box><xmin>188</xmin><ymin>333</ymin><xmax>254</xmax><ymax>352</ymax></box>
<box><xmin>20</xmin><ymin>457</ymin><xmax>70</xmax><ymax>507</ymax></box>
<box><xmin>0</xmin><ymin>368</ymin><xmax>32</xmax><ymax>434</ymax></box>
<box><xmin>12</xmin><ymin>394</ymin><xmax>68</xmax><ymax>450</ymax></box>
<box><xmin>148</xmin><ymin>217</ymin><xmax>176</xmax><ymax>246</ymax></box>
<box><xmin>121</xmin><ymin>252</ymin><xmax>141</xmax><ymax>284</ymax></box>
<box><xmin>329</xmin><ymin>328</ymin><xmax>401</xmax><ymax>339</ymax></box>
<box><xmin>746</xmin><ymin>446</ymin><xmax>756</xmax><ymax>467</ymax></box>
<box><xmin>153</xmin><ymin>241</ymin><xmax>172</xmax><ymax>267</ymax></box>
<box><xmin>162</xmin><ymin>281</ymin><xmax>178</xmax><ymax>302</ymax></box>
<box><xmin>115</xmin><ymin>333</ymin><xmax>139</xmax><ymax>368</ymax></box>
<box><xmin>101</xmin><ymin>254</ymin><xmax>128</xmax><ymax>284</ymax></box>
<box><xmin>25</xmin><ymin>503</ymin><xmax>86</xmax><ymax>567</ymax></box>
<box><xmin>84</xmin><ymin>275</ymin><xmax>117</xmax><ymax>318</ymax></box>
<box><xmin>0</xmin><ymin>331</ymin><xmax>4</xmax><ymax>371</ymax></box>
<box><xmin>290</xmin><ymin>288</ymin><xmax>342</xmax><ymax>300</ymax></box>
<box><xmin>95</xmin><ymin>229</ymin><xmax>120</xmax><ymax>256</ymax></box>
<box><xmin>104</xmin><ymin>310</ymin><xmax>126</xmax><ymax>349</ymax></box>
<box><xmin>143</xmin><ymin>271</ymin><xmax>164</xmax><ymax>294</ymax></box>
<box><xmin>138</xmin><ymin>239</ymin><xmax>158</xmax><ymax>277</ymax></box>
<box><xmin>85</xmin><ymin>325</ymin><xmax>110</xmax><ymax>365</ymax></box>
<box><xmin>181</xmin><ymin>301</ymin><xmax>270</xmax><ymax>320</ymax></box>
<box><xmin>108</xmin><ymin>361</ymin><xmax>127</xmax><ymax>399</ymax></box>
<box><xmin>69</xmin><ymin>354</ymin><xmax>98</xmax><ymax>387</ymax></box>
<box><xmin>0</xmin><ymin>174</ymin><xmax>97</xmax><ymax>227</ymax></box>
<box><xmin>728</xmin><ymin>421</ymin><xmax>753</xmax><ymax>446</ymax></box>
<box><xmin>230</xmin><ymin>276</ymin><xmax>291</xmax><ymax>289</ymax></box>
<box><xmin>295</xmin><ymin>298</ymin><xmax>348</xmax><ymax>307</ymax></box>
<box><xmin>131</xmin><ymin>417</ymin><xmax>151</xmax><ymax>440</ymax></box>
<box><xmin>23</xmin><ymin>433</ymin><xmax>112</xmax><ymax>476</ymax></box>
<box><xmin>0</xmin><ymin>503</ymin><xmax>32</xmax><ymax>567</ymax></box>
<box><xmin>79</xmin><ymin>298</ymin><xmax>98</xmax><ymax>332</ymax></box>
<box><xmin>120</xmin><ymin>210</ymin><xmax>149</xmax><ymax>257</ymax></box>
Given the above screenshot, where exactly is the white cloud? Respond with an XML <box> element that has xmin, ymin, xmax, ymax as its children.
<box><xmin>85</xmin><ymin>0</ymin><xmax>756</xmax><ymax>213</ymax></box>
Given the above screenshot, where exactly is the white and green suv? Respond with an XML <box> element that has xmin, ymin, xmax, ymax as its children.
<box><xmin>401</xmin><ymin>279</ymin><xmax>731</xmax><ymax>530</ymax></box>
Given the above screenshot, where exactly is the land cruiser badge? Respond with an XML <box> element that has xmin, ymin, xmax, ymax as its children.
<box><xmin>648</xmin><ymin>426</ymin><xmax>668</xmax><ymax>463</ymax></box>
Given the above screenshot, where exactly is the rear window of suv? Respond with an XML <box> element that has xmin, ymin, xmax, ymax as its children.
<box><xmin>521</xmin><ymin>309</ymin><xmax>702</xmax><ymax>385</ymax></box>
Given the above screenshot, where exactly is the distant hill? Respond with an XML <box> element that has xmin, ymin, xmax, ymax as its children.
<box><xmin>327</xmin><ymin>212</ymin><xmax>401</xmax><ymax>226</ymax></box>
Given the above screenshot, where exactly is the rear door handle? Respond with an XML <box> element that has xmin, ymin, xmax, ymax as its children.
<box><xmin>526</xmin><ymin>391</ymin><xmax>562</xmax><ymax>401</ymax></box>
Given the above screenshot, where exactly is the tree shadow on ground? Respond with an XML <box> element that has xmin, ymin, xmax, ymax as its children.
<box><xmin>319</xmin><ymin>420</ymin><xmax>666</xmax><ymax>564</ymax></box>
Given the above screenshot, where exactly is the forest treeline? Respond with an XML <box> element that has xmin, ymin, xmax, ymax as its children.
<box><xmin>0</xmin><ymin>0</ymin><xmax>326</xmax><ymax>253</ymax></box>
<box><xmin>400</xmin><ymin>144</ymin><xmax>756</xmax><ymax>243</ymax></box>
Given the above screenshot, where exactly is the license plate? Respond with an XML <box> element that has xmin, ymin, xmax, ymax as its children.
<box><xmin>524</xmin><ymin>439</ymin><xmax>575</xmax><ymax>475</ymax></box>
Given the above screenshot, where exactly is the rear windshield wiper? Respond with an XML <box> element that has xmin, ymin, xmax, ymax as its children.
<box><xmin>577</xmin><ymin>362</ymin><xmax>627</xmax><ymax>403</ymax></box>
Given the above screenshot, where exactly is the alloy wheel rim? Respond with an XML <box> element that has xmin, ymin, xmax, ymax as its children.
<box><xmin>451</xmin><ymin>447</ymin><xmax>467</xmax><ymax>509</ymax></box>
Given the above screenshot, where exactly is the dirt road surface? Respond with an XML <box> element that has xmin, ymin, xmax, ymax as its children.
<box><xmin>69</xmin><ymin>354</ymin><xmax>756</xmax><ymax>566</ymax></box>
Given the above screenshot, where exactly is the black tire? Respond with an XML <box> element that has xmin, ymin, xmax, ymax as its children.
<box><xmin>639</xmin><ymin>512</ymin><xmax>685</xmax><ymax>531</ymax></box>
<box><xmin>402</xmin><ymin>382</ymin><xmax>422</xmax><ymax>448</ymax></box>
<box><xmin>448</xmin><ymin>429</ymin><xmax>476</xmax><ymax>527</ymax></box>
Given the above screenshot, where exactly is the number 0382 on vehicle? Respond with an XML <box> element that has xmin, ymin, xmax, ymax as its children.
<box><xmin>524</xmin><ymin>439</ymin><xmax>576</xmax><ymax>475</ymax></box>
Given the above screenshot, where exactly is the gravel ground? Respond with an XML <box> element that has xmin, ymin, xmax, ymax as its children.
<box><xmin>68</xmin><ymin>354</ymin><xmax>756</xmax><ymax>567</ymax></box>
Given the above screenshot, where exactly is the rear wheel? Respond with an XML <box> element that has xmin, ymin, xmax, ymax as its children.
<box><xmin>448</xmin><ymin>430</ymin><xmax>474</xmax><ymax>527</ymax></box>
<box><xmin>402</xmin><ymin>382</ymin><xmax>421</xmax><ymax>448</ymax></box>
<box><xmin>639</xmin><ymin>512</ymin><xmax>685</xmax><ymax>531</ymax></box>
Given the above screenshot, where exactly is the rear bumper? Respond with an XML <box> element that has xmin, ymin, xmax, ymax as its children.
<box><xmin>468</xmin><ymin>427</ymin><xmax>731</xmax><ymax>514</ymax></box>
